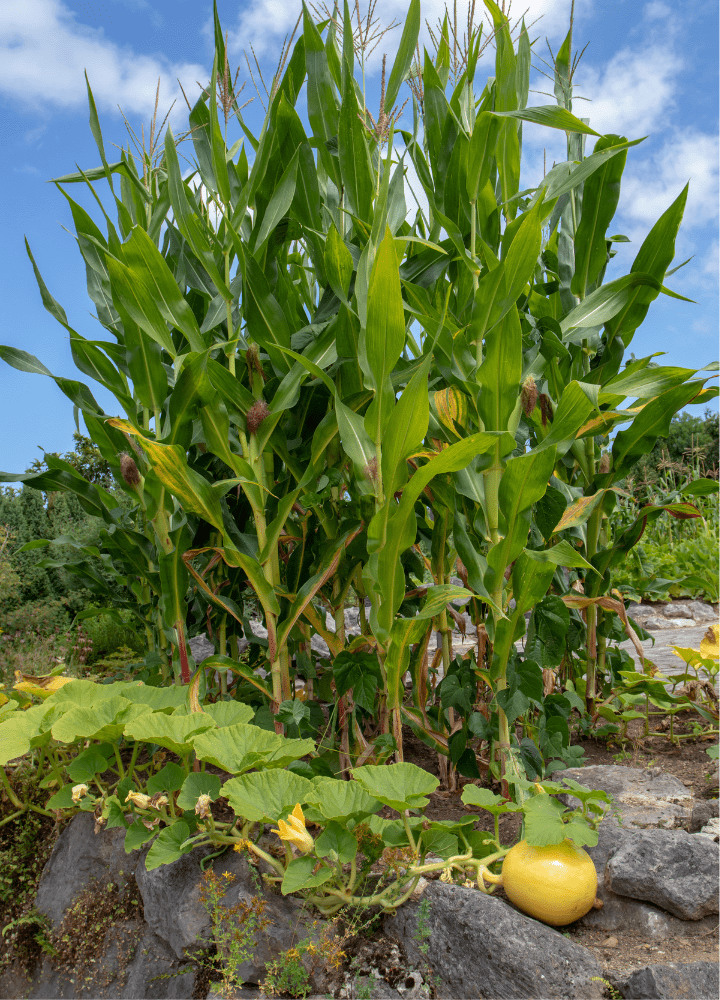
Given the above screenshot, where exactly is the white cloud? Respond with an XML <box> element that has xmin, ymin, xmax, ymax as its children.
<box><xmin>573</xmin><ymin>42</ymin><xmax>682</xmax><ymax>138</ymax></box>
<box><xmin>0</xmin><ymin>0</ymin><xmax>204</xmax><ymax>119</ymax></box>
<box><xmin>229</xmin><ymin>0</ymin><xmax>590</xmax><ymax>67</ymax></box>
<box><xmin>619</xmin><ymin>130</ymin><xmax>719</xmax><ymax>234</ymax></box>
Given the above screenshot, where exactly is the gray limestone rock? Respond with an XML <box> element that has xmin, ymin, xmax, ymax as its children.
<box><xmin>605</xmin><ymin>829</ymin><xmax>719</xmax><ymax>920</ymax></box>
<box><xmin>661</xmin><ymin>603</ymin><xmax>694</xmax><ymax>619</ymax></box>
<box><xmin>384</xmin><ymin>881</ymin><xmax>603</xmax><ymax>999</ymax></box>
<box><xmin>559</xmin><ymin>765</ymin><xmax>693</xmax><ymax>830</ymax></box>
<box><xmin>690</xmin><ymin>798</ymin><xmax>719</xmax><ymax>832</ymax></box>
<box><xmin>559</xmin><ymin>767</ymin><xmax>719</xmax><ymax>937</ymax></box>
<box><xmin>135</xmin><ymin>845</ymin><xmax>326</xmax><ymax>983</ymax></box>
<box><xmin>685</xmin><ymin>601</ymin><xmax>718</xmax><ymax>622</ymax></box>
<box><xmin>188</xmin><ymin>633</ymin><xmax>215</xmax><ymax>664</ymax></box>
<box><xmin>617</xmin><ymin>961</ymin><xmax>719</xmax><ymax>999</ymax></box>
<box><xmin>28</xmin><ymin>925</ymin><xmax>195</xmax><ymax>999</ymax></box>
<box><xmin>643</xmin><ymin>616</ymin><xmax>695</xmax><ymax>630</ymax></box>
<box><xmin>35</xmin><ymin>813</ymin><xmax>144</xmax><ymax>929</ymax></box>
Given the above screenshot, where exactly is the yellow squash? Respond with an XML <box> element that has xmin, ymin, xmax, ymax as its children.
<box><xmin>501</xmin><ymin>838</ymin><xmax>598</xmax><ymax>926</ymax></box>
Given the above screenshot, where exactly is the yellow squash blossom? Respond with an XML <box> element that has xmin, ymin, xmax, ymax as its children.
<box><xmin>272</xmin><ymin>803</ymin><xmax>314</xmax><ymax>854</ymax></box>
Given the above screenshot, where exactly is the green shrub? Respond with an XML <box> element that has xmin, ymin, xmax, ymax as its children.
<box><xmin>81</xmin><ymin>608</ymin><xmax>144</xmax><ymax>664</ymax></box>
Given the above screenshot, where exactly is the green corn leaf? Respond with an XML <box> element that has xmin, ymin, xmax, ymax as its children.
<box><xmin>107</xmin><ymin>256</ymin><xmax>176</xmax><ymax>356</ymax></box>
<box><xmin>239</xmin><ymin>248</ymin><xmax>292</xmax><ymax>373</ymax></box>
<box><xmin>561</xmin><ymin>272</ymin><xmax>661</xmax><ymax>337</ymax></box>
<box><xmin>381</xmin><ymin>354</ymin><xmax>431</xmax><ymax>496</ymax></box>
<box><xmin>384</xmin><ymin>0</ymin><xmax>420</xmax><ymax>111</ymax></box>
<box><xmin>338</xmin><ymin>72</ymin><xmax>373</xmax><ymax>221</ymax></box>
<box><xmin>254</xmin><ymin>149</ymin><xmax>299</xmax><ymax>250</ymax></box>
<box><xmin>122</xmin><ymin>227</ymin><xmax>205</xmax><ymax>353</ymax></box>
<box><xmin>572</xmin><ymin>135</ymin><xmax>628</xmax><ymax>297</ymax></box>
<box><xmin>124</xmin><ymin>321</ymin><xmax>168</xmax><ymax>413</ymax></box>
<box><xmin>324</xmin><ymin>223</ymin><xmax>354</xmax><ymax>300</ymax></box>
<box><xmin>163</xmin><ymin>126</ymin><xmax>230</xmax><ymax>298</ymax></box>
<box><xmin>492</xmin><ymin>106</ymin><xmax>601</xmax><ymax>136</ymax></box>
<box><xmin>610</xmin><ymin>380</ymin><xmax>708</xmax><ymax>480</ymax></box>
<box><xmin>523</xmin><ymin>540</ymin><xmax>596</xmax><ymax>572</ymax></box>
<box><xmin>486</xmin><ymin>447</ymin><xmax>558</xmax><ymax>593</ymax></box>
<box><xmin>363</xmin><ymin>229</ymin><xmax>410</xmax><ymax>441</ymax></box>
<box><xmin>365</xmin><ymin>432</ymin><xmax>512</xmax><ymax>638</ymax></box>
<box><xmin>467</xmin><ymin>111</ymin><xmax>501</xmax><ymax>203</ymax></box>
<box><xmin>334</xmin><ymin>393</ymin><xmax>376</xmax><ymax>489</ymax></box>
<box><xmin>539</xmin><ymin>138</ymin><xmax>645</xmax><ymax>204</ymax></box>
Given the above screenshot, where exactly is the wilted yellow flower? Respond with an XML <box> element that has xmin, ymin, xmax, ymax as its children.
<box><xmin>195</xmin><ymin>793</ymin><xmax>213</xmax><ymax>819</ymax></box>
<box><xmin>439</xmin><ymin>868</ymin><xmax>454</xmax><ymax>884</ymax></box>
<box><xmin>14</xmin><ymin>671</ymin><xmax>73</xmax><ymax>699</ymax></box>
<box><xmin>72</xmin><ymin>784</ymin><xmax>89</xmax><ymax>804</ymax></box>
<box><xmin>272</xmin><ymin>803</ymin><xmax>314</xmax><ymax>854</ymax></box>
<box><xmin>462</xmin><ymin>879</ymin><xmax>475</xmax><ymax>889</ymax></box>
<box><xmin>125</xmin><ymin>790</ymin><xmax>152</xmax><ymax>809</ymax></box>
<box><xmin>701</xmin><ymin>624</ymin><xmax>719</xmax><ymax>661</ymax></box>
<box><xmin>148</xmin><ymin>793</ymin><xmax>168</xmax><ymax>810</ymax></box>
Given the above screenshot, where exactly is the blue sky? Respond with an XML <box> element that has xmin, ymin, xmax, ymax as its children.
<box><xmin>1</xmin><ymin>0</ymin><xmax>717</xmax><ymax>474</ymax></box>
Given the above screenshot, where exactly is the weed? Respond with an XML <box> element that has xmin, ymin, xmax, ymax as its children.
<box><xmin>198</xmin><ymin>868</ymin><xmax>269</xmax><ymax>999</ymax></box>
<box><xmin>262</xmin><ymin>922</ymin><xmax>345</xmax><ymax>999</ymax></box>
<box><xmin>591</xmin><ymin>975</ymin><xmax>623</xmax><ymax>999</ymax></box>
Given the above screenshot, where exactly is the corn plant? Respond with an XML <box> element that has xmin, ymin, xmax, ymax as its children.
<box><xmin>1</xmin><ymin>1</ymin><xmax>716</xmax><ymax>791</ymax></box>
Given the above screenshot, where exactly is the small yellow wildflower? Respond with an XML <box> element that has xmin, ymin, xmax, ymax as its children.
<box><xmin>286</xmin><ymin>948</ymin><xmax>300</xmax><ymax>960</ymax></box>
<box><xmin>71</xmin><ymin>784</ymin><xmax>89</xmax><ymax>804</ymax></box>
<box><xmin>272</xmin><ymin>803</ymin><xmax>313</xmax><ymax>854</ymax></box>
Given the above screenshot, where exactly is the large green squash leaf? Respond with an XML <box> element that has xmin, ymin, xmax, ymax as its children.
<box><xmin>223</xmin><ymin>770</ymin><xmax>313</xmax><ymax>823</ymax></box>
<box><xmin>190</xmin><ymin>723</ymin><xmax>314</xmax><ymax>774</ymax></box>
<box><xmin>350</xmin><ymin>763</ymin><xmax>439</xmax><ymax>812</ymax></box>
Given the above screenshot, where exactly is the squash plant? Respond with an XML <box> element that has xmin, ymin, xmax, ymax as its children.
<box><xmin>0</xmin><ymin>677</ymin><xmax>610</xmax><ymax>911</ymax></box>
